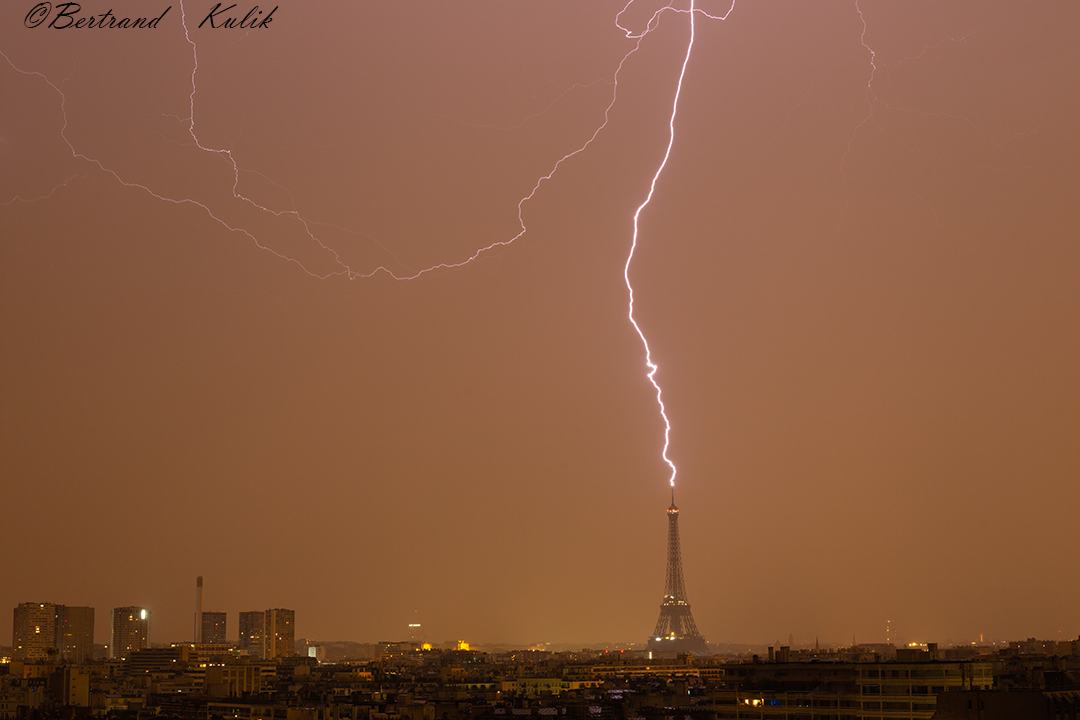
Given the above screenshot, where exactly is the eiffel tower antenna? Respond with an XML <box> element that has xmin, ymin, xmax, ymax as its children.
<box><xmin>646</xmin><ymin>493</ymin><xmax>708</xmax><ymax>655</ymax></box>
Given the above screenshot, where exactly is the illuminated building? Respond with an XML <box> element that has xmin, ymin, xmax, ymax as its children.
<box><xmin>12</xmin><ymin>602</ymin><xmax>57</xmax><ymax>661</ymax></box>
<box><xmin>12</xmin><ymin>603</ymin><xmax>95</xmax><ymax>662</ymax></box>
<box><xmin>238</xmin><ymin>611</ymin><xmax>265</xmax><ymax>657</ymax></box>
<box><xmin>183</xmin><ymin>642</ymin><xmax>239</xmax><ymax>664</ymax></box>
<box><xmin>126</xmin><ymin>644</ymin><xmax>189</xmax><ymax>673</ymax></box>
<box><xmin>264</xmin><ymin>608</ymin><xmax>295</xmax><ymax>659</ymax></box>
<box><xmin>201</xmin><ymin>611</ymin><xmax>227</xmax><ymax>644</ymax></box>
<box><xmin>645</xmin><ymin>493</ymin><xmax>709</xmax><ymax>656</ymax></box>
<box><xmin>56</xmin><ymin>605</ymin><xmax>95</xmax><ymax>662</ymax></box>
<box><xmin>702</xmin><ymin>658</ymin><xmax>995</xmax><ymax>719</ymax></box>
<box><xmin>239</xmin><ymin>608</ymin><xmax>295</xmax><ymax>659</ymax></box>
<box><xmin>111</xmin><ymin>606</ymin><xmax>150</xmax><ymax>659</ymax></box>
<box><xmin>204</xmin><ymin>659</ymin><xmax>267</xmax><ymax>697</ymax></box>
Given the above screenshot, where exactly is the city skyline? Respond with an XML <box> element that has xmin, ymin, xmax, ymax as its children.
<box><xmin>6</xmin><ymin>591</ymin><xmax>1068</xmax><ymax>653</ymax></box>
<box><xmin>3</xmin><ymin>0</ymin><xmax>1078</xmax><ymax>647</ymax></box>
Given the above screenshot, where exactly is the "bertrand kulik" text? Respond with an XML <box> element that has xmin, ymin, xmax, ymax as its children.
<box><xmin>24</xmin><ymin>3</ymin><xmax>278</xmax><ymax>29</ymax></box>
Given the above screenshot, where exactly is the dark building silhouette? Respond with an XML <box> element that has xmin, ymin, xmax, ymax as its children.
<box><xmin>201</xmin><ymin>611</ymin><xmax>227</xmax><ymax>644</ymax></box>
<box><xmin>56</xmin><ymin>605</ymin><xmax>95</xmax><ymax>662</ymax></box>
<box><xmin>238</xmin><ymin>611</ymin><xmax>265</xmax><ymax>656</ymax></box>
<box><xmin>936</xmin><ymin>690</ymin><xmax>1080</xmax><ymax>719</ymax></box>
<box><xmin>646</xmin><ymin>492</ymin><xmax>708</xmax><ymax>656</ymax></box>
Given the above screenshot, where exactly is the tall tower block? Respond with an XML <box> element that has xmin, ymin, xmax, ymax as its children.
<box><xmin>111</xmin><ymin>607</ymin><xmax>149</xmax><ymax>659</ymax></box>
<box><xmin>646</xmin><ymin>492</ymin><xmax>708</xmax><ymax>655</ymax></box>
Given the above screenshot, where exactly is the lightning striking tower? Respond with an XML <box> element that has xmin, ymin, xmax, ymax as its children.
<box><xmin>646</xmin><ymin>491</ymin><xmax>708</xmax><ymax>656</ymax></box>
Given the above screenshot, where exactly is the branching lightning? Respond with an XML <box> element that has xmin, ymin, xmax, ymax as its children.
<box><xmin>2</xmin><ymin>0</ymin><xmax>897</xmax><ymax>495</ymax></box>
<box><xmin>2</xmin><ymin>1</ymin><xmax>703</xmax><ymax>285</ymax></box>
<box><xmin>841</xmin><ymin>2</ymin><xmax>980</xmax><ymax>232</ymax></box>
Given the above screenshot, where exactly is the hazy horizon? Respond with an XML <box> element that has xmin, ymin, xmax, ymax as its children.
<box><xmin>3</xmin><ymin>0</ymin><xmax>1078</xmax><ymax>649</ymax></box>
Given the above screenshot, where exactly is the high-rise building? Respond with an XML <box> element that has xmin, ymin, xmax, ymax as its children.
<box><xmin>13</xmin><ymin>603</ymin><xmax>96</xmax><ymax>662</ymax></box>
<box><xmin>645</xmin><ymin>492</ymin><xmax>709</xmax><ymax>656</ymax></box>
<box><xmin>12</xmin><ymin>602</ymin><xmax>58</xmax><ymax>661</ymax></box>
<box><xmin>56</xmin><ymin>605</ymin><xmax>95</xmax><ymax>662</ymax></box>
<box><xmin>111</xmin><ymin>607</ymin><xmax>150</xmax><ymax>659</ymax></box>
<box><xmin>238</xmin><ymin>609</ymin><xmax>294</xmax><ymax>658</ymax></box>
<box><xmin>238</xmin><ymin>611</ymin><xmax>265</xmax><ymax>657</ymax></box>
<box><xmin>201</xmin><ymin>611</ymin><xmax>227</xmax><ymax>644</ymax></box>
<box><xmin>264</xmin><ymin>608</ymin><xmax>295</xmax><ymax>659</ymax></box>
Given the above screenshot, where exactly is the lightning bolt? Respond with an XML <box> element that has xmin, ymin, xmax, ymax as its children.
<box><xmin>855</xmin><ymin>0</ymin><xmax>878</xmax><ymax>107</ymax></box>
<box><xmin>1</xmin><ymin>0</ymin><xmax>740</xmax><ymax>493</ymax></box>
<box><xmin>7</xmin><ymin>0</ymin><xmax>931</xmax><ymax>500</ymax></box>
<box><xmin>839</xmin><ymin>0</ymin><xmax>880</xmax><ymax>187</ymax></box>
<box><xmin>622</xmin><ymin>0</ymin><xmax>735</xmax><ymax>489</ymax></box>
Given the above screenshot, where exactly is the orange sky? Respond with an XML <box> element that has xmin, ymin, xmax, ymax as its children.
<box><xmin>2</xmin><ymin>0</ymin><xmax>1078</xmax><ymax>648</ymax></box>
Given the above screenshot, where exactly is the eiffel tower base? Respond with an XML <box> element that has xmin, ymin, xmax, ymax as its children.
<box><xmin>645</xmin><ymin>635</ymin><xmax>710</xmax><ymax>656</ymax></box>
<box><xmin>646</xmin><ymin>603</ymin><xmax>710</xmax><ymax>656</ymax></box>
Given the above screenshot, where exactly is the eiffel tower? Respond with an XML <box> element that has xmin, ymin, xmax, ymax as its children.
<box><xmin>646</xmin><ymin>490</ymin><xmax>709</xmax><ymax>655</ymax></box>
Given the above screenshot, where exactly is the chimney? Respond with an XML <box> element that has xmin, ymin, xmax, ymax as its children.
<box><xmin>195</xmin><ymin>576</ymin><xmax>203</xmax><ymax>643</ymax></box>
